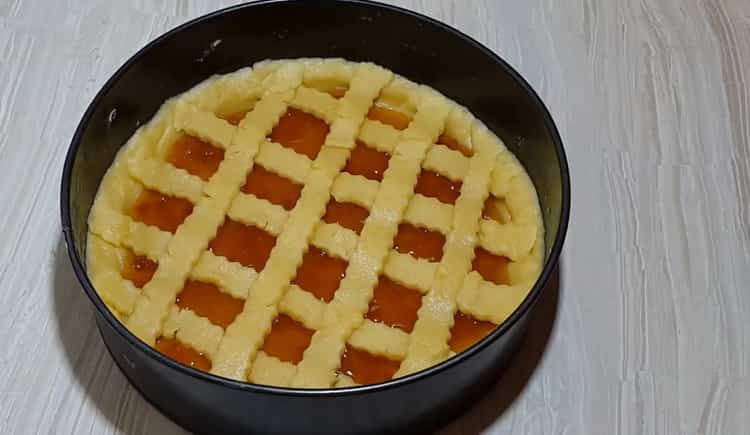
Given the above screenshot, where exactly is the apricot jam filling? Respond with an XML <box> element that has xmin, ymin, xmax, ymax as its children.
<box><xmin>121</xmin><ymin>251</ymin><xmax>157</xmax><ymax>288</ymax></box>
<box><xmin>322</xmin><ymin>199</ymin><xmax>369</xmax><ymax>234</ymax></box>
<box><xmin>414</xmin><ymin>169</ymin><xmax>462</xmax><ymax>205</ymax></box>
<box><xmin>242</xmin><ymin>165</ymin><xmax>302</xmax><ymax>211</ymax></box>
<box><xmin>393</xmin><ymin>223</ymin><xmax>445</xmax><ymax>262</ymax></box>
<box><xmin>366</xmin><ymin>102</ymin><xmax>411</xmax><ymax>130</ymax></box>
<box><xmin>261</xmin><ymin>314</ymin><xmax>314</xmax><ymax>364</ymax></box>
<box><xmin>343</xmin><ymin>141</ymin><xmax>390</xmax><ymax>182</ymax></box>
<box><xmin>365</xmin><ymin>276</ymin><xmax>422</xmax><ymax>333</ymax></box>
<box><xmin>222</xmin><ymin>111</ymin><xmax>247</xmax><ymax>126</ymax></box>
<box><xmin>175</xmin><ymin>280</ymin><xmax>244</xmax><ymax>329</ymax></box>
<box><xmin>269</xmin><ymin>108</ymin><xmax>329</xmax><ymax>160</ymax></box>
<box><xmin>448</xmin><ymin>312</ymin><xmax>497</xmax><ymax>353</ymax></box>
<box><xmin>130</xmin><ymin>189</ymin><xmax>193</xmax><ymax>233</ymax></box>
<box><xmin>166</xmin><ymin>134</ymin><xmax>224</xmax><ymax>181</ymax></box>
<box><xmin>339</xmin><ymin>344</ymin><xmax>400</xmax><ymax>385</ymax></box>
<box><xmin>293</xmin><ymin>246</ymin><xmax>347</xmax><ymax>302</ymax></box>
<box><xmin>472</xmin><ymin>247</ymin><xmax>510</xmax><ymax>286</ymax></box>
<box><xmin>209</xmin><ymin>219</ymin><xmax>276</xmax><ymax>271</ymax></box>
<box><xmin>437</xmin><ymin>133</ymin><xmax>472</xmax><ymax>157</ymax></box>
<box><xmin>155</xmin><ymin>337</ymin><xmax>211</xmax><ymax>371</ymax></box>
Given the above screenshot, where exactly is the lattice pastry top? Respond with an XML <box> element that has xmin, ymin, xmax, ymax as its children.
<box><xmin>86</xmin><ymin>58</ymin><xmax>544</xmax><ymax>388</ymax></box>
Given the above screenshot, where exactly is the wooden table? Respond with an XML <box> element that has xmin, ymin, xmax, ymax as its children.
<box><xmin>1</xmin><ymin>0</ymin><xmax>748</xmax><ymax>433</ymax></box>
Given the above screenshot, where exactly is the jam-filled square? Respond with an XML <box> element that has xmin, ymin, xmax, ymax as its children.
<box><xmin>322</xmin><ymin>199</ymin><xmax>369</xmax><ymax>234</ymax></box>
<box><xmin>155</xmin><ymin>337</ymin><xmax>212</xmax><ymax>371</ymax></box>
<box><xmin>339</xmin><ymin>344</ymin><xmax>400</xmax><ymax>385</ymax></box>
<box><xmin>436</xmin><ymin>133</ymin><xmax>472</xmax><ymax>157</ymax></box>
<box><xmin>121</xmin><ymin>250</ymin><xmax>157</xmax><ymax>288</ymax></box>
<box><xmin>367</xmin><ymin>102</ymin><xmax>411</xmax><ymax>130</ymax></box>
<box><xmin>268</xmin><ymin>108</ymin><xmax>329</xmax><ymax>160</ymax></box>
<box><xmin>167</xmin><ymin>134</ymin><xmax>225</xmax><ymax>181</ymax></box>
<box><xmin>130</xmin><ymin>189</ymin><xmax>194</xmax><ymax>233</ymax></box>
<box><xmin>242</xmin><ymin>165</ymin><xmax>302</xmax><ymax>211</ymax></box>
<box><xmin>414</xmin><ymin>169</ymin><xmax>462</xmax><ymax>205</ymax></box>
<box><xmin>472</xmin><ymin>247</ymin><xmax>510</xmax><ymax>285</ymax></box>
<box><xmin>293</xmin><ymin>246</ymin><xmax>347</xmax><ymax>302</ymax></box>
<box><xmin>175</xmin><ymin>280</ymin><xmax>244</xmax><ymax>329</ymax></box>
<box><xmin>262</xmin><ymin>314</ymin><xmax>314</xmax><ymax>364</ymax></box>
<box><xmin>365</xmin><ymin>276</ymin><xmax>422</xmax><ymax>333</ymax></box>
<box><xmin>209</xmin><ymin>218</ymin><xmax>276</xmax><ymax>271</ymax></box>
<box><xmin>343</xmin><ymin>141</ymin><xmax>390</xmax><ymax>182</ymax></box>
<box><xmin>221</xmin><ymin>110</ymin><xmax>249</xmax><ymax>126</ymax></box>
<box><xmin>393</xmin><ymin>223</ymin><xmax>445</xmax><ymax>262</ymax></box>
<box><xmin>448</xmin><ymin>311</ymin><xmax>497</xmax><ymax>353</ymax></box>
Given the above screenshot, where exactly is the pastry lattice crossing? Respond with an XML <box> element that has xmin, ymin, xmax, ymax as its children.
<box><xmin>86</xmin><ymin>59</ymin><xmax>544</xmax><ymax>388</ymax></box>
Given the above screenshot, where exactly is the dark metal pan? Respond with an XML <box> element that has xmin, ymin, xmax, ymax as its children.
<box><xmin>60</xmin><ymin>1</ymin><xmax>570</xmax><ymax>433</ymax></box>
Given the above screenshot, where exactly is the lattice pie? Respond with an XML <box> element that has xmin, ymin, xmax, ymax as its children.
<box><xmin>87</xmin><ymin>59</ymin><xmax>544</xmax><ymax>387</ymax></box>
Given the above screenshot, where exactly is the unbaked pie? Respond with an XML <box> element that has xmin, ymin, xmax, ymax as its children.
<box><xmin>87</xmin><ymin>58</ymin><xmax>544</xmax><ymax>388</ymax></box>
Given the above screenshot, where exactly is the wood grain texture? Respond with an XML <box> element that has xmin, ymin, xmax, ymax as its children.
<box><xmin>1</xmin><ymin>0</ymin><xmax>748</xmax><ymax>433</ymax></box>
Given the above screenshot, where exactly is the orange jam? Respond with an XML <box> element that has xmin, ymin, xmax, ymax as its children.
<box><xmin>339</xmin><ymin>344</ymin><xmax>400</xmax><ymax>385</ymax></box>
<box><xmin>166</xmin><ymin>134</ymin><xmax>224</xmax><ymax>181</ymax></box>
<box><xmin>176</xmin><ymin>280</ymin><xmax>244</xmax><ymax>329</ymax></box>
<box><xmin>326</xmin><ymin>85</ymin><xmax>348</xmax><ymax>99</ymax></box>
<box><xmin>365</xmin><ymin>276</ymin><xmax>422</xmax><ymax>333</ymax></box>
<box><xmin>448</xmin><ymin>312</ymin><xmax>497</xmax><ymax>353</ymax></box>
<box><xmin>155</xmin><ymin>337</ymin><xmax>211</xmax><ymax>371</ymax></box>
<box><xmin>222</xmin><ymin>111</ymin><xmax>247</xmax><ymax>126</ymax></box>
<box><xmin>130</xmin><ymin>189</ymin><xmax>193</xmax><ymax>233</ymax></box>
<box><xmin>437</xmin><ymin>133</ymin><xmax>472</xmax><ymax>157</ymax></box>
<box><xmin>393</xmin><ymin>223</ymin><xmax>445</xmax><ymax>262</ymax></box>
<box><xmin>242</xmin><ymin>165</ymin><xmax>302</xmax><ymax>211</ymax></box>
<box><xmin>414</xmin><ymin>170</ymin><xmax>462</xmax><ymax>205</ymax></box>
<box><xmin>293</xmin><ymin>246</ymin><xmax>347</xmax><ymax>302</ymax></box>
<box><xmin>322</xmin><ymin>200</ymin><xmax>369</xmax><ymax>234</ymax></box>
<box><xmin>344</xmin><ymin>141</ymin><xmax>390</xmax><ymax>182</ymax></box>
<box><xmin>209</xmin><ymin>219</ymin><xmax>276</xmax><ymax>271</ymax></box>
<box><xmin>262</xmin><ymin>314</ymin><xmax>314</xmax><ymax>364</ymax></box>
<box><xmin>269</xmin><ymin>108</ymin><xmax>329</xmax><ymax>160</ymax></box>
<box><xmin>472</xmin><ymin>247</ymin><xmax>510</xmax><ymax>285</ymax></box>
<box><xmin>121</xmin><ymin>251</ymin><xmax>157</xmax><ymax>288</ymax></box>
<box><xmin>367</xmin><ymin>102</ymin><xmax>411</xmax><ymax>130</ymax></box>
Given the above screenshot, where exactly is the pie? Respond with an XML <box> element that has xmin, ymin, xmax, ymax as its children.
<box><xmin>86</xmin><ymin>58</ymin><xmax>544</xmax><ymax>388</ymax></box>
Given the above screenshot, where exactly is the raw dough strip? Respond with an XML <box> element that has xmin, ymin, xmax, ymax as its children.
<box><xmin>422</xmin><ymin>144</ymin><xmax>470</xmax><ymax>182</ymax></box>
<box><xmin>189</xmin><ymin>250</ymin><xmax>258</xmax><ymax>300</ymax></box>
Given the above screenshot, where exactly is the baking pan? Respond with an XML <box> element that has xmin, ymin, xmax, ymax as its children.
<box><xmin>60</xmin><ymin>1</ymin><xmax>570</xmax><ymax>433</ymax></box>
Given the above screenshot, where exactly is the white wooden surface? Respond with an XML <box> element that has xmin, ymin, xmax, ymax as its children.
<box><xmin>1</xmin><ymin>0</ymin><xmax>748</xmax><ymax>433</ymax></box>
